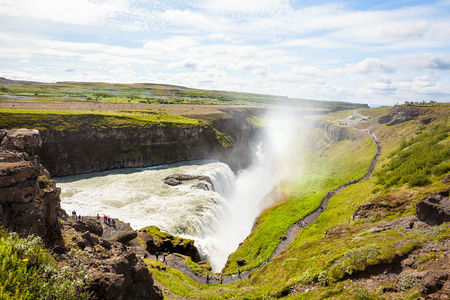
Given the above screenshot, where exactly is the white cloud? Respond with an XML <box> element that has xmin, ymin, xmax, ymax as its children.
<box><xmin>363</xmin><ymin>76</ymin><xmax>396</xmax><ymax>92</ymax></box>
<box><xmin>0</xmin><ymin>0</ymin><xmax>128</xmax><ymax>26</ymax></box>
<box><xmin>1</xmin><ymin>0</ymin><xmax>450</xmax><ymax>105</ymax></box>
<box><xmin>168</xmin><ymin>59</ymin><xmax>200</xmax><ymax>70</ymax></box>
<box><xmin>401</xmin><ymin>53</ymin><xmax>450</xmax><ymax>71</ymax></box>
<box><xmin>197</xmin><ymin>0</ymin><xmax>289</xmax><ymax>13</ymax></box>
<box><xmin>291</xmin><ymin>66</ymin><xmax>320</xmax><ymax>76</ymax></box>
<box><xmin>346</xmin><ymin>58</ymin><xmax>396</xmax><ymax>74</ymax></box>
<box><xmin>380</xmin><ymin>20</ymin><xmax>430</xmax><ymax>40</ymax></box>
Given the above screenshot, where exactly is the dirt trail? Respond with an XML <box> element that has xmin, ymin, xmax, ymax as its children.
<box><xmin>147</xmin><ymin>129</ymin><xmax>381</xmax><ymax>285</ymax></box>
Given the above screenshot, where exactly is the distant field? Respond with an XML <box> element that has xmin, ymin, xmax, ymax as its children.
<box><xmin>0</xmin><ymin>78</ymin><xmax>368</xmax><ymax>111</ymax></box>
<box><xmin>0</xmin><ymin>101</ymin><xmax>235</xmax><ymax>118</ymax></box>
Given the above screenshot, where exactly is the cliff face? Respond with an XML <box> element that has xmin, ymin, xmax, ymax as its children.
<box><xmin>378</xmin><ymin>105</ymin><xmax>428</xmax><ymax>126</ymax></box>
<box><xmin>0</xmin><ymin>129</ymin><xmax>164</xmax><ymax>299</ymax></box>
<box><xmin>0</xmin><ymin>129</ymin><xmax>60</xmax><ymax>245</ymax></box>
<box><xmin>324</xmin><ymin>122</ymin><xmax>364</xmax><ymax>142</ymax></box>
<box><xmin>37</xmin><ymin>107</ymin><xmax>255</xmax><ymax>176</ymax></box>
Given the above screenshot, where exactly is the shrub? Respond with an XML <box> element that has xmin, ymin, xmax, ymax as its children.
<box><xmin>0</xmin><ymin>230</ymin><xmax>90</xmax><ymax>299</ymax></box>
<box><xmin>377</xmin><ymin>124</ymin><xmax>450</xmax><ymax>188</ymax></box>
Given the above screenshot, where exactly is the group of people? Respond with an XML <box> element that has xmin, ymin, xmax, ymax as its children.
<box><xmin>71</xmin><ymin>210</ymin><xmax>83</xmax><ymax>221</ymax></box>
<box><xmin>100</xmin><ymin>214</ymin><xmax>116</xmax><ymax>228</ymax></box>
<box><xmin>206</xmin><ymin>273</ymin><xmax>224</xmax><ymax>284</ymax></box>
<box><xmin>297</xmin><ymin>217</ymin><xmax>307</xmax><ymax>227</ymax></box>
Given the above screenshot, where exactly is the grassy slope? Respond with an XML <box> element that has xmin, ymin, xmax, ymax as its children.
<box><xmin>146</xmin><ymin>104</ymin><xmax>450</xmax><ymax>299</ymax></box>
<box><xmin>223</xmin><ymin>125</ymin><xmax>376</xmax><ymax>274</ymax></box>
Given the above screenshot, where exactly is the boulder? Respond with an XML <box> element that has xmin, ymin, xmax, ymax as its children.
<box><xmin>191</xmin><ymin>183</ymin><xmax>210</xmax><ymax>191</ymax></box>
<box><xmin>77</xmin><ymin>238</ymin><xmax>89</xmax><ymax>249</ymax></box>
<box><xmin>416</xmin><ymin>191</ymin><xmax>450</xmax><ymax>226</ymax></box>
<box><xmin>420</xmin><ymin>270</ymin><xmax>449</xmax><ymax>295</ymax></box>
<box><xmin>115</xmin><ymin>231</ymin><xmax>138</xmax><ymax>244</ymax></box>
<box><xmin>100</xmin><ymin>239</ymin><xmax>112</xmax><ymax>249</ymax></box>
<box><xmin>71</xmin><ymin>217</ymin><xmax>103</xmax><ymax>236</ymax></box>
<box><xmin>84</xmin><ymin>243</ymin><xmax>163</xmax><ymax>300</ymax></box>
<box><xmin>82</xmin><ymin>231</ymin><xmax>99</xmax><ymax>245</ymax></box>
<box><xmin>0</xmin><ymin>129</ymin><xmax>41</xmax><ymax>155</ymax></box>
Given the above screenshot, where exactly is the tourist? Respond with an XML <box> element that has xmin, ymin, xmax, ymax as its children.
<box><xmin>220</xmin><ymin>274</ymin><xmax>223</xmax><ymax>284</ymax></box>
<box><xmin>206</xmin><ymin>274</ymin><xmax>210</xmax><ymax>284</ymax></box>
<box><xmin>155</xmin><ymin>252</ymin><xmax>159</xmax><ymax>261</ymax></box>
<box><xmin>238</xmin><ymin>269</ymin><xmax>241</xmax><ymax>278</ymax></box>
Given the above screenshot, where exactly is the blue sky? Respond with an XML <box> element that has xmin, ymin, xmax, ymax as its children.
<box><xmin>0</xmin><ymin>0</ymin><xmax>449</xmax><ymax>105</ymax></box>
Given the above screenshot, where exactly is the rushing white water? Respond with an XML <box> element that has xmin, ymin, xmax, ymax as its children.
<box><xmin>57</xmin><ymin>113</ymin><xmax>303</xmax><ymax>273</ymax></box>
<box><xmin>56</xmin><ymin>160</ymin><xmax>236</xmax><ymax>259</ymax></box>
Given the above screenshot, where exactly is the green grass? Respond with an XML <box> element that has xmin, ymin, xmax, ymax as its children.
<box><xmin>0</xmin><ymin>109</ymin><xmax>200</xmax><ymax>131</ymax></box>
<box><xmin>0</xmin><ymin>230</ymin><xmax>91</xmax><ymax>300</ymax></box>
<box><xmin>376</xmin><ymin>123</ymin><xmax>450</xmax><ymax>188</ymax></box>
<box><xmin>140</xmin><ymin>225</ymin><xmax>195</xmax><ymax>249</ymax></box>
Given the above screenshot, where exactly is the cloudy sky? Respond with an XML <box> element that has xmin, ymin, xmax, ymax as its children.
<box><xmin>0</xmin><ymin>0</ymin><xmax>449</xmax><ymax>105</ymax></box>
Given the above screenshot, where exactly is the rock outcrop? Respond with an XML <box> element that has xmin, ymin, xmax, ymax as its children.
<box><xmin>351</xmin><ymin>194</ymin><xmax>411</xmax><ymax>221</ymax></box>
<box><xmin>1</xmin><ymin>129</ymin><xmax>163</xmax><ymax>300</ymax></box>
<box><xmin>0</xmin><ymin>129</ymin><xmax>61</xmax><ymax>246</ymax></box>
<box><xmin>416</xmin><ymin>190</ymin><xmax>450</xmax><ymax>226</ymax></box>
<box><xmin>163</xmin><ymin>173</ymin><xmax>212</xmax><ymax>188</ymax></box>
<box><xmin>378</xmin><ymin>105</ymin><xmax>427</xmax><ymax>126</ymax></box>
<box><xmin>324</xmin><ymin>123</ymin><xmax>364</xmax><ymax>142</ymax></box>
<box><xmin>138</xmin><ymin>226</ymin><xmax>201</xmax><ymax>262</ymax></box>
<box><xmin>61</xmin><ymin>216</ymin><xmax>163</xmax><ymax>300</ymax></box>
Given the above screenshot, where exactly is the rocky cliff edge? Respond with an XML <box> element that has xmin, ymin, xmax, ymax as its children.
<box><xmin>0</xmin><ymin>129</ymin><xmax>163</xmax><ymax>300</ymax></box>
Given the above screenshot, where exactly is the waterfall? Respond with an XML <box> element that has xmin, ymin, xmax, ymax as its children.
<box><xmin>57</xmin><ymin>112</ymin><xmax>304</xmax><ymax>273</ymax></box>
<box><xmin>56</xmin><ymin>160</ymin><xmax>238</xmax><ymax>264</ymax></box>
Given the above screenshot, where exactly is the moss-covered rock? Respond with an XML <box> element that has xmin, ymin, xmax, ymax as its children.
<box><xmin>139</xmin><ymin>225</ymin><xmax>201</xmax><ymax>262</ymax></box>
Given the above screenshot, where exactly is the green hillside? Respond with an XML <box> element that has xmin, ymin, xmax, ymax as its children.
<box><xmin>145</xmin><ymin>103</ymin><xmax>450</xmax><ymax>299</ymax></box>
